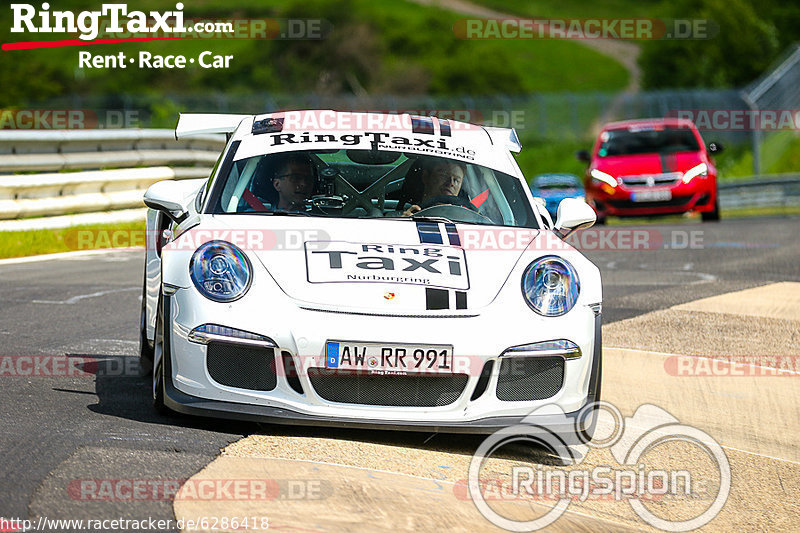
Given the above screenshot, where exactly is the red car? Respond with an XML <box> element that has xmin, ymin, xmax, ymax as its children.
<box><xmin>577</xmin><ymin>118</ymin><xmax>721</xmax><ymax>223</ymax></box>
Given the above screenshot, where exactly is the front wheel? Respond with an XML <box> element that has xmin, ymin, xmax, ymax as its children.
<box><xmin>701</xmin><ymin>198</ymin><xmax>720</xmax><ymax>222</ymax></box>
<box><xmin>138</xmin><ymin>268</ymin><xmax>154</xmax><ymax>376</ymax></box>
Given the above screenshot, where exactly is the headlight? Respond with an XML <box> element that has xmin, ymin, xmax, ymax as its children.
<box><xmin>190</xmin><ymin>240</ymin><xmax>252</xmax><ymax>302</ymax></box>
<box><xmin>521</xmin><ymin>256</ymin><xmax>580</xmax><ymax>316</ymax></box>
<box><xmin>590</xmin><ymin>169</ymin><xmax>617</xmax><ymax>187</ymax></box>
<box><xmin>682</xmin><ymin>163</ymin><xmax>708</xmax><ymax>183</ymax></box>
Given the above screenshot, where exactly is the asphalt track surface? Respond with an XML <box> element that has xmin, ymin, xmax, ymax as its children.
<box><xmin>0</xmin><ymin>215</ymin><xmax>797</xmax><ymax>531</ymax></box>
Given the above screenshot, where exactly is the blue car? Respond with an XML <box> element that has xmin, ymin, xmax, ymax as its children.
<box><xmin>530</xmin><ymin>173</ymin><xmax>585</xmax><ymax>219</ymax></box>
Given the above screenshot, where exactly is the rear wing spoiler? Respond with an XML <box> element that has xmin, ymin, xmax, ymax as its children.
<box><xmin>483</xmin><ymin>126</ymin><xmax>522</xmax><ymax>153</ymax></box>
<box><xmin>175</xmin><ymin>113</ymin><xmax>251</xmax><ymax>139</ymax></box>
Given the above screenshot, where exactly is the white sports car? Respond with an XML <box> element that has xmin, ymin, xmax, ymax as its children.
<box><xmin>139</xmin><ymin>111</ymin><xmax>602</xmax><ymax>436</ymax></box>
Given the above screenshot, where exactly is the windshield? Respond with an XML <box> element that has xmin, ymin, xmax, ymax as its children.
<box><xmin>208</xmin><ymin>148</ymin><xmax>539</xmax><ymax>228</ymax></box>
<box><xmin>598</xmin><ymin>126</ymin><xmax>700</xmax><ymax>157</ymax></box>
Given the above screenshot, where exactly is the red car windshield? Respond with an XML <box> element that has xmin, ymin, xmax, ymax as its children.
<box><xmin>598</xmin><ymin>127</ymin><xmax>700</xmax><ymax>157</ymax></box>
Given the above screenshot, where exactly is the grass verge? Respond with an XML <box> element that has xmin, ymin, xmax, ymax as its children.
<box><xmin>0</xmin><ymin>221</ymin><xmax>145</xmax><ymax>259</ymax></box>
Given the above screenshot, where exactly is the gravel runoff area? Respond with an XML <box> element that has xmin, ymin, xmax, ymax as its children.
<box><xmin>174</xmin><ymin>283</ymin><xmax>800</xmax><ymax>532</ymax></box>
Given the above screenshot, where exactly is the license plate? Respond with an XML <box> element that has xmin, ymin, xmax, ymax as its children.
<box><xmin>631</xmin><ymin>190</ymin><xmax>672</xmax><ymax>202</ymax></box>
<box><xmin>324</xmin><ymin>341</ymin><xmax>454</xmax><ymax>375</ymax></box>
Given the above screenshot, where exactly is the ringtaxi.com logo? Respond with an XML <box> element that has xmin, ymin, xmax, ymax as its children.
<box><xmin>11</xmin><ymin>3</ymin><xmax>213</xmax><ymax>42</ymax></box>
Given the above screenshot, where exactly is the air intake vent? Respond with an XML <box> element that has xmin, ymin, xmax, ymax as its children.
<box><xmin>308</xmin><ymin>369</ymin><xmax>468</xmax><ymax>407</ymax></box>
<box><xmin>496</xmin><ymin>356</ymin><xmax>564</xmax><ymax>401</ymax></box>
<box><xmin>206</xmin><ymin>342</ymin><xmax>276</xmax><ymax>391</ymax></box>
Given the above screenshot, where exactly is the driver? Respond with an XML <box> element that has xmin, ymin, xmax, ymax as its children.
<box><xmin>271</xmin><ymin>153</ymin><xmax>316</xmax><ymax>211</ymax></box>
<box><xmin>402</xmin><ymin>159</ymin><xmax>466</xmax><ymax>216</ymax></box>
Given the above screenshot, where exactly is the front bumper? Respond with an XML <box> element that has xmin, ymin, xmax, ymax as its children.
<box><xmin>161</xmin><ymin>290</ymin><xmax>602</xmax><ymax>436</ymax></box>
<box><xmin>587</xmin><ymin>179</ymin><xmax>716</xmax><ymax>217</ymax></box>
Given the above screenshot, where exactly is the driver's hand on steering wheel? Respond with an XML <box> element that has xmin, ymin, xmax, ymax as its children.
<box><xmin>403</xmin><ymin>204</ymin><xmax>422</xmax><ymax>216</ymax></box>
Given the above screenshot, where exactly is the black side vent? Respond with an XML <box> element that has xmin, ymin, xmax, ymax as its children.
<box><xmin>470</xmin><ymin>360</ymin><xmax>494</xmax><ymax>400</ymax></box>
<box><xmin>282</xmin><ymin>351</ymin><xmax>304</xmax><ymax>395</ymax></box>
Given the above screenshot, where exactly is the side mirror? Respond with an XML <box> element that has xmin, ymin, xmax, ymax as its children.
<box><xmin>143</xmin><ymin>180</ymin><xmax>193</xmax><ymax>224</ymax></box>
<box><xmin>707</xmin><ymin>142</ymin><xmax>723</xmax><ymax>154</ymax></box>
<box><xmin>576</xmin><ymin>149</ymin><xmax>591</xmax><ymax>163</ymax></box>
<box><xmin>555</xmin><ymin>197</ymin><xmax>596</xmax><ymax>238</ymax></box>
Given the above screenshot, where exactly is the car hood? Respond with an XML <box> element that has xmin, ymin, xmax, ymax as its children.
<box><xmin>203</xmin><ymin>215</ymin><xmax>539</xmax><ymax>313</ymax></box>
<box><xmin>594</xmin><ymin>152</ymin><xmax>703</xmax><ymax>176</ymax></box>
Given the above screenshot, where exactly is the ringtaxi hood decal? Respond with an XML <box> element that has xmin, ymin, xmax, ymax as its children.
<box><xmin>305</xmin><ymin>241</ymin><xmax>469</xmax><ymax>290</ymax></box>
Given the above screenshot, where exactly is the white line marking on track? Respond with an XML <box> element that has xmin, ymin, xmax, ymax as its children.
<box><xmin>0</xmin><ymin>248</ymin><xmax>139</xmax><ymax>266</ymax></box>
<box><xmin>31</xmin><ymin>287</ymin><xmax>139</xmax><ymax>304</ymax></box>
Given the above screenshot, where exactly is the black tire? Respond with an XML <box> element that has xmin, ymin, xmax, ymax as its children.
<box><xmin>152</xmin><ymin>296</ymin><xmax>170</xmax><ymax>415</ymax></box>
<box><xmin>594</xmin><ymin>215</ymin><xmax>607</xmax><ymax>225</ymax></box>
<box><xmin>701</xmin><ymin>198</ymin><xmax>720</xmax><ymax>222</ymax></box>
<box><xmin>138</xmin><ymin>273</ymin><xmax>154</xmax><ymax>376</ymax></box>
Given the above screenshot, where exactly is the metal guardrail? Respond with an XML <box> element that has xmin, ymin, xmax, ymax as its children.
<box><xmin>718</xmin><ymin>175</ymin><xmax>800</xmax><ymax>209</ymax></box>
<box><xmin>0</xmin><ymin>129</ymin><xmax>796</xmax><ymax>230</ymax></box>
<box><xmin>0</xmin><ymin>129</ymin><xmax>225</xmax><ymax>228</ymax></box>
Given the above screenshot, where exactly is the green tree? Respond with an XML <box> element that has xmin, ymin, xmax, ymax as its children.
<box><xmin>640</xmin><ymin>0</ymin><xmax>779</xmax><ymax>88</ymax></box>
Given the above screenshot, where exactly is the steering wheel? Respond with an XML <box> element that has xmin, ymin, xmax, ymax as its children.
<box><xmin>420</xmin><ymin>195</ymin><xmax>479</xmax><ymax>212</ymax></box>
<box><xmin>413</xmin><ymin>202</ymin><xmax>494</xmax><ymax>224</ymax></box>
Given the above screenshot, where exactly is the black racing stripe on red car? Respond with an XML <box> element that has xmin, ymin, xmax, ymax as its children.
<box><xmin>426</xmin><ymin>288</ymin><xmax>449</xmax><ymax>310</ymax></box>
<box><xmin>445</xmin><ymin>223</ymin><xmax>460</xmax><ymax>246</ymax></box>
<box><xmin>416</xmin><ymin>222</ymin><xmax>443</xmax><ymax>244</ymax></box>
<box><xmin>455</xmin><ymin>291</ymin><xmax>467</xmax><ymax>309</ymax></box>
<box><xmin>439</xmin><ymin>119</ymin><xmax>452</xmax><ymax>137</ymax></box>
<box><xmin>660</xmin><ymin>152</ymin><xmax>679</xmax><ymax>173</ymax></box>
<box><xmin>411</xmin><ymin>116</ymin><xmax>435</xmax><ymax>135</ymax></box>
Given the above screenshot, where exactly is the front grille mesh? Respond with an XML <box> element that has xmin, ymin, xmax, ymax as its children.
<box><xmin>496</xmin><ymin>356</ymin><xmax>564</xmax><ymax>401</ymax></box>
<box><xmin>607</xmin><ymin>196</ymin><xmax>692</xmax><ymax>209</ymax></box>
<box><xmin>206</xmin><ymin>342</ymin><xmax>277</xmax><ymax>391</ymax></box>
<box><xmin>308</xmin><ymin>369</ymin><xmax>468</xmax><ymax>406</ymax></box>
<box><xmin>620</xmin><ymin>172</ymin><xmax>681</xmax><ymax>186</ymax></box>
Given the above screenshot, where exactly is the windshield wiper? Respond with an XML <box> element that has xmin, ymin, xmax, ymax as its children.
<box><xmin>408</xmin><ymin>215</ymin><xmax>456</xmax><ymax>224</ymax></box>
<box><xmin>249</xmin><ymin>210</ymin><xmax>311</xmax><ymax>217</ymax></box>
